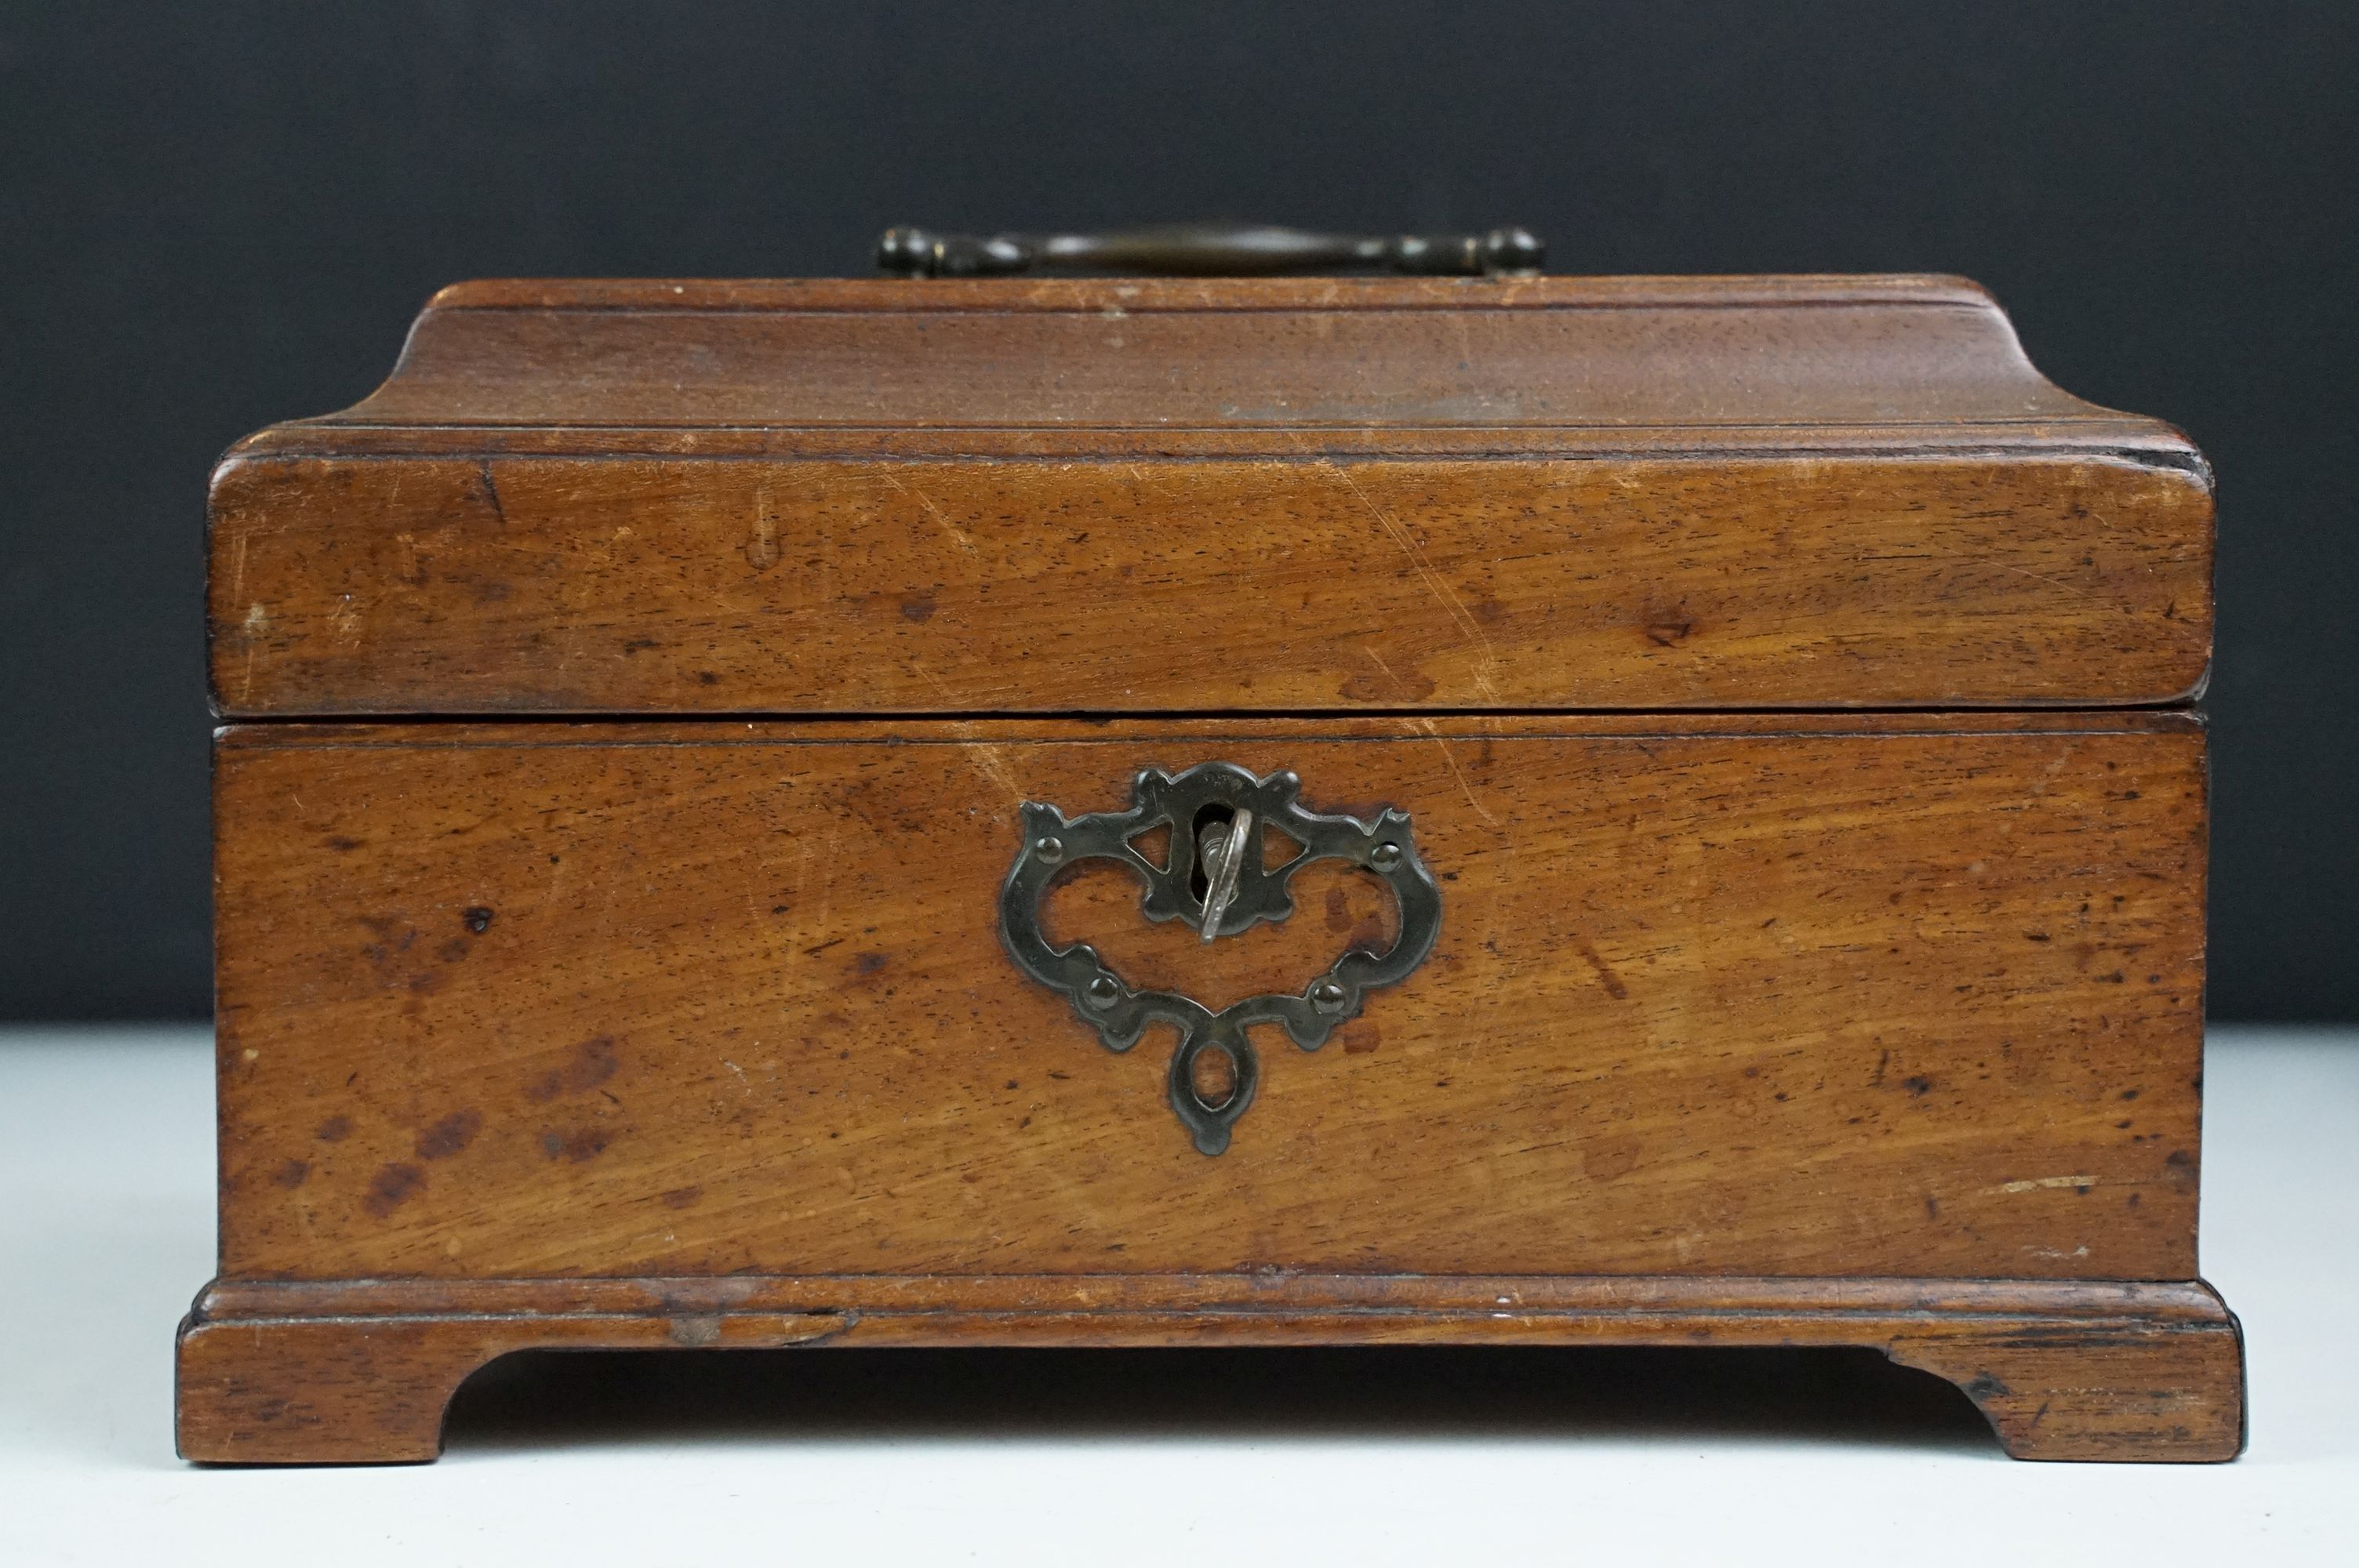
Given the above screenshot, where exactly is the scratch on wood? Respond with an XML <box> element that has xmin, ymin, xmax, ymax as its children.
<box><xmin>957</xmin><ymin>732</ymin><xmax>1023</xmax><ymax>807</ymax></box>
<box><xmin>1357</xmin><ymin>644</ymin><xmax>1500</xmax><ymax>827</ymax></box>
<box><xmin>1358</xmin><ymin>644</ymin><xmax>1413</xmax><ymax>701</ymax></box>
<box><xmin>1325</xmin><ymin>459</ymin><xmax>1501</xmax><ymax>702</ymax></box>
<box><xmin>1990</xmin><ymin>1175</ymin><xmax>2099</xmax><ymax>1193</ymax></box>
<box><xmin>1990</xmin><ymin>560</ymin><xmax>2099</xmax><ymax>604</ymax></box>
<box><xmin>882</xmin><ymin>471</ymin><xmax>981</xmax><ymax>558</ymax></box>
<box><xmin>1416</xmin><ymin>717</ymin><xmax>1499</xmax><ymax>828</ymax></box>
<box><xmin>907</xmin><ymin>659</ymin><xmax>958</xmax><ymax>706</ymax></box>
<box><xmin>746</xmin><ymin>481</ymin><xmax>780</xmax><ymax>571</ymax></box>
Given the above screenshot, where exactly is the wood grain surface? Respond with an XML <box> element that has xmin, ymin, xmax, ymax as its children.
<box><xmin>324</xmin><ymin>274</ymin><xmax>2110</xmax><ymax>431</ymax></box>
<box><xmin>209</xmin><ymin>453</ymin><xmax>2212</xmax><ymax>716</ymax></box>
<box><xmin>176</xmin><ymin>1275</ymin><xmax>2242</xmax><ymax>1464</ymax></box>
<box><xmin>176</xmin><ymin>1309</ymin><xmax>845</xmax><ymax>1465</ymax></box>
<box><xmin>212</xmin><ymin>714</ymin><xmax>2205</xmax><ymax>1284</ymax></box>
<box><xmin>209</xmin><ymin>274</ymin><xmax>2212</xmax><ymax>717</ymax></box>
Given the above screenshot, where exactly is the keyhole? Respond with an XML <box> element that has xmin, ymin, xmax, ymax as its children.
<box><xmin>1187</xmin><ymin>804</ymin><xmax>1237</xmax><ymax>905</ymax></box>
<box><xmin>1188</xmin><ymin>1041</ymin><xmax>1240</xmax><ymax>1109</ymax></box>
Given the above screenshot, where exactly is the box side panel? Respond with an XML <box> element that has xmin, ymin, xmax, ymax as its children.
<box><xmin>213</xmin><ymin>717</ymin><xmax>2205</xmax><ymax>1281</ymax></box>
<box><xmin>208</xmin><ymin>455</ymin><xmax>2212</xmax><ymax>715</ymax></box>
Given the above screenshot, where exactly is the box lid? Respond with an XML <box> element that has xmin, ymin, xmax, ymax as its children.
<box><xmin>210</xmin><ymin>275</ymin><xmax>2211</xmax><ymax>715</ymax></box>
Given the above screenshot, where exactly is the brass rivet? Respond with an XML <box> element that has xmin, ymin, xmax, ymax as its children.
<box><xmin>1034</xmin><ymin>836</ymin><xmax>1065</xmax><ymax>863</ymax></box>
<box><xmin>1369</xmin><ymin>841</ymin><xmax>1402</xmax><ymax>870</ymax></box>
<box><xmin>1310</xmin><ymin>979</ymin><xmax>1349</xmax><ymax>1014</ymax></box>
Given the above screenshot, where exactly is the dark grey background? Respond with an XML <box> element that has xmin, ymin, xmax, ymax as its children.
<box><xmin>3</xmin><ymin>2</ymin><xmax>2352</xmax><ymax>1021</ymax></box>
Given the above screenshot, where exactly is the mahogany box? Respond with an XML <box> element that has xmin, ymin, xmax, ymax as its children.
<box><xmin>180</xmin><ymin>274</ymin><xmax>2241</xmax><ymax>1461</ymax></box>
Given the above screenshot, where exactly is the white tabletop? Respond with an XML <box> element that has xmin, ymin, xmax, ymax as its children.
<box><xmin>2</xmin><ymin>1025</ymin><xmax>2352</xmax><ymax>1566</ymax></box>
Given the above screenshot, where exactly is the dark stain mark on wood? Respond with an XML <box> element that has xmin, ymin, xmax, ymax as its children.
<box><xmin>1645</xmin><ymin>617</ymin><xmax>1695</xmax><ymax>648</ymax></box>
<box><xmin>271</xmin><ymin>1159</ymin><xmax>310</xmax><ymax>1189</ymax></box>
<box><xmin>356</xmin><ymin>915</ymin><xmax>419</xmax><ymax>971</ymax></box>
<box><xmin>475</xmin><ymin>460</ymin><xmax>506</xmax><ymax>525</ymax></box>
<box><xmin>363</xmin><ymin>1163</ymin><xmax>426</xmax><ymax>1217</ymax></box>
<box><xmin>463</xmin><ymin>906</ymin><xmax>494</xmax><ymax>934</ymax></box>
<box><xmin>660</xmin><ymin>1185</ymin><xmax>703</xmax><ymax>1209</ymax></box>
<box><xmin>900</xmin><ymin>593</ymin><xmax>937</xmax><ymax>622</ymax></box>
<box><xmin>540</xmin><ymin>1127</ymin><xmax>612</xmax><ymax>1162</ymax></box>
<box><xmin>854</xmin><ymin>952</ymin><xmax>889</xmax><ymax>975</ymax></box>
<box><xmin>1573</xmin><ymin>940</ymin><xmax>1630</xmax><ymax>1000</ymax></box>
<box><xmin>524</xmin><ymin>1036</ymin><xmax>619</xmax><ymax>1103</ymax></box>
<box><xmin>1903</xmin><ymin>1075</ymin><xmax>1935</xmax><ymax>1096</ymax></box>
<box><xmin>415</xmin><ymin>1109</ymin><xmax>482</xmax><ymax>1161</ymax></box>
<box><xmin>314</xmin><ymin>1115</ymin><xmax>352</xmax><ymax>1142</ymax></box>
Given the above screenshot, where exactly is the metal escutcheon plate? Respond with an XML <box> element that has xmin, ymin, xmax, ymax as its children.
<box><xmin>998</xmin><ymin>763</ymin><xmax>1441</xmax><ymax>1154</ymax></box>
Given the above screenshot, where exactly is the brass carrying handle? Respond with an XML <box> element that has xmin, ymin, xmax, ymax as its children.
<box><xmin>877</xmin><ymin>222</ymin><xmax>1544</xmax><ymax>278</ymax></box>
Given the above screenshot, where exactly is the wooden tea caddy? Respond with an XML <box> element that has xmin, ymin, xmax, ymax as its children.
<box><xmin>182</xmin><ymin>260</ymin><xmax>2241</xmax><ymax>1462</ymax></box>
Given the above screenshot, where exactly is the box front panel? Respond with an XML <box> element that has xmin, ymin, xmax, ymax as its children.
<box><xmin>213</xmin><ymin>717</ymin><xmax>2204</xmax><ymax>1283</ymax></box>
